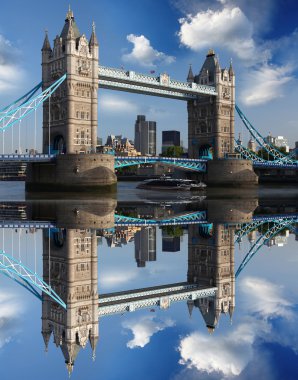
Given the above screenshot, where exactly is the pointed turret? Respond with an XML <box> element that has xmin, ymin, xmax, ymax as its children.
<box><xmin>42</xmin><ymin>329</ymin><xmax>52</xmax><ymax>352</ymax></box>
<box><xmin>229</xmin><ymin>58</ymin><xmax>234</xmax><ymax>77</ymax></box>
<box><xmin>60</xmin><ymin>6</ymin><xmax>81</xmax><ymax>41</ymax></box>
<box><xmin>229</xmin><ymin>302</ymin><xmax>235</xmax><ymax>323</ymax></box>
<box><xmin>89</xmin><ymin>21</ymin><xmax>99</xmax><ymax>47</ymax></box>
<box><xmin>187</xmin><ymin>64</ymin><xmax>194</xmax><ymax>83</ymax></box>
<box><xmin>89</xmin><ymin>334</ymin><xmax>98</xmax><ymax>360</ymax></box>
<box><xmin>187</xmin><ymin>300</ymin><xmax>194</xmax><ymax>318</ymax></box>
<box><xmin>42</xmin><ymin>30</ymin><xmax>52</xmax><ymax>51</ymax></box>
<box><xmin>215</xmin><ymin>55</ymin><xmax>221</xmax><ymax>74</ymax></box>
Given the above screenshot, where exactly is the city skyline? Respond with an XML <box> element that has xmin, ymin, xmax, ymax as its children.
<box><xmin>0</xmin><ymin>0</ymin><xmax>297</xmax><ymax>151</ymax></box>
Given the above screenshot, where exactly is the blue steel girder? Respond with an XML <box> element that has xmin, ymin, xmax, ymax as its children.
<box><xmin>0</xmin><ymin>74</ymin><xmax>66</xmax><ymax>131</ymax></box>
<box><xmin>236</xmin><ymin>219</ymin><xmax>296</xmax><ymax>278</ymax></box>
<box><xmin>235</xmin><ymin>215</ymin><xmax>298</xmax><ymax>243</ymax></box>
<box><xmin>0</xmin><ymin>82</ymin><xmax>42</xmax><ymax>115</ymax></box>
<box><xmin>0</xmin><ymin>267</ymin><xmax>42</xmax><ymax>300</ymax></box>
<box><xmin>235</xmin><ymin>140</ymin><xmax>298</xmax><ymax>169</ymax></box>
<box><xmin>0</xmin><ymin>250</ymin><xmax>66</xmax><ymax>309</ymax></box>
<box><xmin>114</xmin><ymin>211</ymin><xmax>207</xmax><ymax>226</ymax></box>
<box><xmin>235</xmin><ymin>105</ymin><xmax>297</xmax><ymax>165</ymax></box>
<box><xmin>115</xmin><ymin>156</ymin><xmax>207</xmax><ymax>172</ymax></box>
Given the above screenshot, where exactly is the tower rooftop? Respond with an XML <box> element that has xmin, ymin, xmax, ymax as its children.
<box><xmin>60</xmin><ymin>7</ymin><xmax>81</xmax><ymax>40</ymax></box>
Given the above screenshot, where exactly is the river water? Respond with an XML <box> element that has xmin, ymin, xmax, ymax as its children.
<box><xmin>0</xmin><ymin>181</ymin><xmax>297</xmax><ymax>380</ymax></box>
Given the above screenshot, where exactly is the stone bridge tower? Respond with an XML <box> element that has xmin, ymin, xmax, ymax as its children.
<box><xmin>187</xmin><ymin>223</ymin><xmax>235</xmax><ymax>331</ymax></box>
<box><xmin>41</xmin><ymin>228</ymin><xmax>99</xmax><ymax>375</ymax></box>
<box><xmin>187</xmin><ymin>50</ymin><xmax>258</xmax><ymax>186</ymax></box>
<box><xmin>41</xmin><ymin>7</ymin><xmax>98</xmax><ymax>154</ymax></box>
<box><xmin>26</xmin><ymin>8</ymin><xmax>116</xmax><ymax>192</ymax></box>
<box><xmin>188</xmin><ymin>49</ymin><xmax>235</xmax><ymax>159</ymax></box>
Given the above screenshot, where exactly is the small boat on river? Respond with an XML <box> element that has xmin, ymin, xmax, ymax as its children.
<box><xmin>137</xmin><ymin>177</ymin><xmax>207</xmax><ymax>191</ymax></box>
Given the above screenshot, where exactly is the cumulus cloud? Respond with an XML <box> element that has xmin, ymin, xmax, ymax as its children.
<box><xmin>0</xmin><ymin>291</ymin><xmax>24</xmax><ymax>349</ymax></box>
<box><xmin>99</xmin><ymin>269</ymin><xmax>139</xmax><ymax>288</ymax></box>
<box><xmin>0</xmin><ymin>35</ymin><xmax>25</xmax><ymax>92</ymax></box>
<box><xmin>178</xmin><ymin>277</ymin><xmax>294</xmax><ymax>377</ymax></box>
<box><xmin>179</xmin><ymin>318</ymin><xmax>268</xmax><ymax>376</ymax></box>
<box><xmin>122</xmin><ymin>315</ymin><xmax>175</xmax><ymax>349</ymax></box>
<box><xmin>176</xmin><ymin>3</ymin><xmax>298</xmax><ymax>106</ymax></box>
<box><xmin>100</xmin><ymin>94</ymin><xmax>138</xmax><ymax>114</ymax></box>
<box><xmin>240</xmin><ymin>64</ymin><xmax>294</xmax><ymax>106</ymax></box>
<box><xmin>178</xmin><ymin>7</ymin><xmax>269</xmax><ymax>64</ymax></box>
<box><xmin>122</xmin><ymin>34</ymin><xmax>175</xmax><ymax>68</ymax></box>
<box><xmin>239</xmin><ymin>277</ymin><xmax>293</xmax><ymax>318</ymax></box>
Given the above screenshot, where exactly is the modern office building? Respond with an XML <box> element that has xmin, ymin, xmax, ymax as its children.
<box><xmin>134</xmin><ymin>115</ymin><xmax>156</xmax><ymax>156</ymax></box>
<box><xmin>162</xmin><ymin>235</ymin><xmax>181</xmax><ymax>252</ymax></box>
<box><xmin>265</xmin><ymin>135</ymin><xmax>290</xmax><ymax>152</ymax></box>
<box><xmin>162</xmin><ymin>130</ymin><xmax>180</xmax><ymax>153</ymax></box>
<box><xmin>134</xmin><ymin>227</ymin><xmax>156</xmax><ymax>267</ymax></box>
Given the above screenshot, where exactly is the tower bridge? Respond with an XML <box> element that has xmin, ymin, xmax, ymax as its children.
<box><xmin>0</xmin><ymin>7</ymin><xmax>297</xmax><ymax>192</ymax></box>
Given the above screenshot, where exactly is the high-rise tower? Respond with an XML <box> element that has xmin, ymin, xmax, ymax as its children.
<box><xmin>188</xmin><ymin>50</ymin><xmax>235</xmax><ymax>159</ymax></box>
<box><xmin>41</xmin><ymin>7</ymin><xmax>99</xmax><ymax>154</ymax></box>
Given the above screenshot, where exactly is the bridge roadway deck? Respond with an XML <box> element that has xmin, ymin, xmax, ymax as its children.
<box><xmin>98</xmin><ymin>282</ymin><xmax>217</xmax><ymax>316</ymax></box>
<box><xmin>98</xmin><ymin>65</ymin><xmax>217</xmax><ymax>99</ymax></box>
<box><xmin>0</xmin><ymin>154</ymin><xmax>296</xmax><ymax>170</ymax></box>
<box><xmin>0</xmin><ymin>213</ymin><xmax>296</xmax><ymax>229</ymax></box>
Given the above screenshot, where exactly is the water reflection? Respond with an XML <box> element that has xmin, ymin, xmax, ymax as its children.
<box><xmin>0</xmin><ymin>196</ymin><xmax>297</xmax><ymax>377</ymax></box>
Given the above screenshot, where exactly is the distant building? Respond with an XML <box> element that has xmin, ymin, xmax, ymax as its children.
<box><xmin>247</xmin><ymin>138</ymin><xmax>257</xmax><ymax>152</ymax></box>
<box><xmin>162</xmin><ymin>130</ymin><xmax>180</xmax><ymax>153</ymax></box>
<box><xmin>135</xmin><ymin>227</ymin><xmax>156</xmax><ymax>267</ymax></box>
<box><xmin>105</xmin><ymin>135</ymin><xmax>141</xmax><ymax>156</ymax></box>
<box><xmin>115</xmin><ymin>138</ymin><xmax>141</xmax><ymax>157</ymax></box>
<box><xmin>265</xmin><ymin>135</ymin><xmax>289</xmax><ymax>153</ymax></box>
<box><xmin>134</xmin><ymin>115</ymin><xmax>156</xmax><ymax>156</ymax></box>
<box><xmin>162</xmin><ymin>236</ymin><xmax>180</xmax><ymax>252</ymax></box>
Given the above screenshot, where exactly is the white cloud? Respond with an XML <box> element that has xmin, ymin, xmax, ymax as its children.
<box><xmin>239</xmin><ymin>277</ymin><xmax>293</xmax><ymax>318</ymax></box>
<box><xmin>0</xmin><ymin>291</ymin><xmax>24</xmax><ymax>349</ymax></box>
<box><xmin>178</xmin><ymin>7</ymin><xmax>269</xmax><ymax>64</ymax></box>
<box><xmin>100</xmin><ymin>94</ymin><xmax>138</xmax><ymax>114</ymax></box>
<box><xmin>240</xmin><ymin>64</ymin><xmax>294</xmax><ymax>106</ymax></box>
<box><xmin>122</xmin><ymin>315</ymin><xmax>175</xmax><ymax>349</ymax></box>
<box><xmin>0</xmin><ymin>35</ymin><xmax>25</xmax><ymax>92</ymax></box>
<box><xmin>177</xmin><ymin>5</ymin><xmax>296</xmax><ymax>107</ymax></box>
<box><xmin>122</xmin><ymin>34</ymin><xmax>175</xmax><ymax>68</ymax></box>
<box><xmin>99</xmin><ymin>269</ymin><xmax>139</xmax><ymax>288</ymax></box>
<box><xmin>178</xmin><ymin>277</ymin><xmax>294</xmax><ymax>377</ymax></box>
<box><xmin>179</xmin><ymin>318</ymin><xmax>268</xmax><ymax>376</ymax></box>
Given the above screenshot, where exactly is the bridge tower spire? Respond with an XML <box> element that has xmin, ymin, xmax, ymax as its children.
<box><xmin>41</xmin><ymin>7</ymin><xmax>99</xmax><ymax>154</ymax></box>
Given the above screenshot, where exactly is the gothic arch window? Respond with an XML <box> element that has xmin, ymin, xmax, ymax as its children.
<box><xmin>199</xmin><ymin>122</ymin><xmax>207</xmax><ymax>133</ymax></box>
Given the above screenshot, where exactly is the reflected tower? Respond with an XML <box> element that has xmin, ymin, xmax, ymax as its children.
<box><xmin>41</xmin><ymin>228</ymin><xmax>99</xmax><ymax>375</ymax></box>
<box><xmin>134</xmin><ymin>227</ymin><xmax>156</xmax><ymax>267</ymax></box>
<box><xmin>187</xmin><ymin>223</ymin><xmax>235</xmax><ymax>331</ymax></box>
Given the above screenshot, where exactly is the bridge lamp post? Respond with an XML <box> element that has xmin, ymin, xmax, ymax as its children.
<box><xmin>48</xmin><ymin>96</ymin><xmax>51</xmax><ymax>155</ymax></box>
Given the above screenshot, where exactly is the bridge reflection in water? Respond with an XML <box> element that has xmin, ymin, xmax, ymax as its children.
<box><xmin>0</xmin><ymin>198</ymin><xmax>296</xmax><ymax>375</ymax></box>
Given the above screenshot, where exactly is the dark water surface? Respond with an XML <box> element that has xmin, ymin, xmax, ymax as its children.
<box><xmin>0</xmin><ymin>181</ymin><xmax>297</xmax><ymax>380</ymax></box>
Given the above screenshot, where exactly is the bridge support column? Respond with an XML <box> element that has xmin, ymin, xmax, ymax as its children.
<box><xmin>25</xmin><ymin>153</ymin><xmax>117</xmax><ymax>193</ymax></box>
<box><xmin>206</xmin><ymin>159</ymin><xmax>258</xmax><ymax>187</ymax></box>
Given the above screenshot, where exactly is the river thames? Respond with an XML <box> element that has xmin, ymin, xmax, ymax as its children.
<box><xmin>0</xmin><ymin>181</ymin><xmax>297</xmax><ymax>380</ymax></box>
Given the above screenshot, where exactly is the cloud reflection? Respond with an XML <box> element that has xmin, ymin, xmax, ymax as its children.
<box><xmin>178</xmin><ymin>276</ymin><xmax>296</xmax><ymax>378</ymax></box>
<box><xmin>123</xmin><ymin>315</ymin><xmax>175</xmax><ymax>349</ymax></box>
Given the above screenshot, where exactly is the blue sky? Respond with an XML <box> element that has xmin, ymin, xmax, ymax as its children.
<box><xmin>0</xmin><ymin>0</ymin><xmax>297</xmax><ymax>151</ymax></box>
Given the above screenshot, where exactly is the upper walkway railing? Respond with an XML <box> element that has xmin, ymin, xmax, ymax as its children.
<box><xmin>98</xmin><ymin>65</ymin><xmax>217</xmax><ymax>100</ymax></box>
